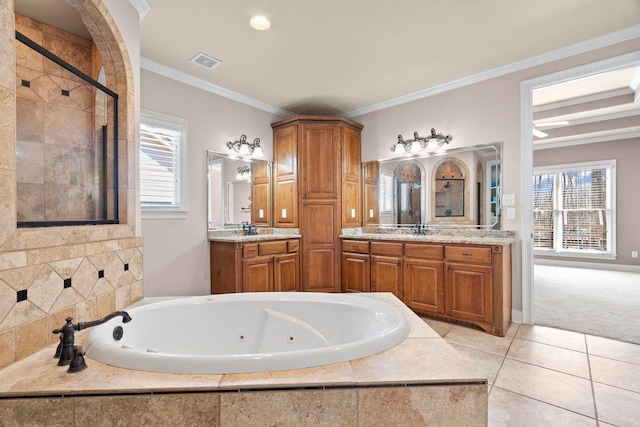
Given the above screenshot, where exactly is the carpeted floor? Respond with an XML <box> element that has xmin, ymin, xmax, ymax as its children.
<box><xmin>534</xmin><ymin>264</ymin><xmax>640</xmax><ymax>344</ymax></box>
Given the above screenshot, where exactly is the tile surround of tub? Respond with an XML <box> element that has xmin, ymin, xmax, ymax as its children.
<box><xmin>0</xmin><ymin>294</ymin><xmax>487</xmax><ymax>426</ymax></box>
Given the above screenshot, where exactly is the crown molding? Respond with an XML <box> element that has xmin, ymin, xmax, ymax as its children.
<box><xmin>346</xmin><ymin>24</ymin><xmax>640</xmax><ymax>118</ymax></box>
<box><xmin>127</xmin><ymin>0</ymin><xmax>151</xmax><ymax>21</ymax></box>
<box><xmin>140</xmin><ymin>57</ymin><xmax>294</xmax><ymax>117</ymax></box>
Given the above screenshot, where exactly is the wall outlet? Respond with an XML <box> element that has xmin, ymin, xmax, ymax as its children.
<box><xmin>506</xmin><ymin>207</ymin><xmax>516</xmax><ymax>219</ymax></box>
<box><xmin>633</xmin><ymin>251</ymin><xmax>639</xmax><ymax>258</ymax></box>
<box><xmin>503</xmin><ymin>194</ymin><xmax>515</xmax><ymax>206</ymax></box>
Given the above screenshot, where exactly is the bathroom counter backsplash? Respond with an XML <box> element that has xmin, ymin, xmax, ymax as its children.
<box><xmin>0</xmin><ymin>293</ymin><xmax>485</xmax><ymax>397</ymax></box>
<box><xmin>340</xmin><ymin>226</ymin><xmax>516</xmax><ymax>245</ymax></box>
<box><xmin>208</xmin><ymin>227</ymin><xmax>301</xmax><ymax>242</ymax></box>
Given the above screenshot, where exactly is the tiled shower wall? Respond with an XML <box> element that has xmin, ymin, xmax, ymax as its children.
<box><xmin>0</xmin><ymin>1</ymin><xmax>141</xmax><ymax>370</ymax></box>
<box><xmin>16</xmin><ymin>14</ymin><xmax>103</xmax><ymax>222</ymax></box>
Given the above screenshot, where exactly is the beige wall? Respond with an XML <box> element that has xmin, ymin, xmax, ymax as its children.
<box><xmin>140</xmin><ymin>69</ymin><xmax>284</xmax><ymax>296</ymax></box>
<box><xmin>534</xmin><ymin>138</ymin><xmax>640</xmax><ymax>266</ymax></box>
<box><xmin>0</xmin><ymin>0</ymin><xmax>141</xmax><ymax>370</ymax></box>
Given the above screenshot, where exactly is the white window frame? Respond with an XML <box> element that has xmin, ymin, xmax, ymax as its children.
<box><xmin>533</xmin><ymin>159</ymin><xmax>616</xmax><ymax>260</ymax></box>
<box><xmin>140</xmin><ymin>109</ymin><xmax>188</xmax><ymax>219</ymax></box>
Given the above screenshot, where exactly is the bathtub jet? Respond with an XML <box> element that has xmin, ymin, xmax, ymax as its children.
<box><xmin>84</xmin><ymin>292</ymin><xmax>409</xmax><ymax>374</ymax></box>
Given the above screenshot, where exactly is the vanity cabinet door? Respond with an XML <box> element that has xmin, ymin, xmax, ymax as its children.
<box><xmin>445</xmin><ymin>262</ymin><xmax>492</xmax><ymax>324</ymax></box>
<box><xmin>341</xmin><ymin>252</ymin><xmax>370</xmax><ymax>293</ymax></box>
<box><xmin>404</xmin><ymin>258</ymin><xmax>444</xmax><ymax>314</ymax></box>
<box><xmin>251</xmin><ymin>161</ymin><xmax>271</xmax><ymax>226</ymax></box>
<box><xmin>299</xmin><ymin>123</ymin><xmax>340</xmax><ymax>200</ymax></box>
<box><xmin>274</xmin><ymin>252</ymin><xmax>300</xmax><ymax>292</ymax></box>
<box><xmin>371</xmin><ymin>255</ymin><xmax>403</xmax><ymax>300</ymax></box>
<box><xmin>242</xmin><ymin>256</ymin><xmax>273</xmax><ymax>292</ymax></box>
<box><xmin>273</xmin><ymin>125</ymin><xmax>298</xmax><ymax>227</ymax></box>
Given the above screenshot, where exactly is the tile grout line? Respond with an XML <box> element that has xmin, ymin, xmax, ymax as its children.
<box><xmin>585</xmin><ymin>334</ymin><xmax>601</xmax><ymax>426</ymax></box>
<box><xmin>488</xmin><ymin>323</ymin><xmax>519</xmax><ymax>397</ymax></box>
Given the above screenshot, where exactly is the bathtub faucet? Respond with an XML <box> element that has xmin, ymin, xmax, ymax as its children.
<box><xmin>52</xmin><ymin>311</ymin><xmax>132</xmax><ymax>367</ymax></box>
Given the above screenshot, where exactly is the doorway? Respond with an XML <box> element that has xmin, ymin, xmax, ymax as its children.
<box><xmin>520</xmin><ymin>53</ymin><xmax>640</xmax><ymax>337</ymax></box>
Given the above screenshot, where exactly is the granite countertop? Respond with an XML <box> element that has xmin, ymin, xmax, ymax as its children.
<box><xmin>208</xmin><ymin>228</ymin><xmax>301</xmax><ymax>242</ymax></box>
<box><xmin>340</xmin><ymin>227</ymin><xmax>516</xmax><ymax>245</ymax></box>
<box><xmin>0</xmin><ymin>293</ymin><xmax>485</xmax><ymax>397</ymax></box>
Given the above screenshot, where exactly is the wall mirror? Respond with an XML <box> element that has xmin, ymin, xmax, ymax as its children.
<box><xmin>207</xmin><ymin>151</ymin><xmax>272</xmax><ymax>229</ymax></box>
<box><xmin>365</xmin><ymin>142</ymin><xmax>502</xmax><ymax>229</ymax></box>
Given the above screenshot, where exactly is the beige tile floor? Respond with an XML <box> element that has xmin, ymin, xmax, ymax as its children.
<box><xmin>421</xmin><ymin>318</ymin><xmax>640</xmax><ymax>427</ymax></box>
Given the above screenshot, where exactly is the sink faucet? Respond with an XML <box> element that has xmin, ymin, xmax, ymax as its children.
<box><xmin>242</xmin><ymin>222</ymin><xmax>257</xmax><ymax>236</ymax></box>
<box><xmin>53</xmin><ymin>311</ymin><xmax>132</xmax><ymax>367</ymax></box>
<box><xmin>413</xmin><ymin>222</ymin><xmax>428</xmax><ymax>236</ymax></box>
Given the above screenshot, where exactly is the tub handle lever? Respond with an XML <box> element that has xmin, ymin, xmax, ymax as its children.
<box><xmin>52</xmin><ymin>311</ymin><xmax>132</xmax><ymax>367</ymax></box>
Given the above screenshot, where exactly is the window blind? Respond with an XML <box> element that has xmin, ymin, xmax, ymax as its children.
<box><xmin>139</xmin><ymin>123</ymin><xmax>182</xmax><ymax>206</ymax></box>
<box><xmin>533</xmin><ymin>162</ymin><xmax>612</xmax><ymax>255</ymax></box>
<box><xmin>379</xmin><ymin>172</ymin><xmax>394</xmax><ymax>213</ymax></box>
<box><xmin>560</xmin><ymin>169</ymin><xmax>607</xmax><ymax>251</ymax></box>
<box><xmin>532</xmin><ymin>173</ymin><xmax>554</xmax><ymax>249</ymax></box>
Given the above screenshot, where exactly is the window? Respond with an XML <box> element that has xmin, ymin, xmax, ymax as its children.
<box><xmin>379</xmin><ymin>170</ymin><xmax>394</xmax><ymax>214</ymax></box>
<box><xmin>533</xmin><ymin>160</ymin><xmax>616</xmax><ymax>259</ymax></box>
<box><xmin>139</xmin><ymin>110</ymin><xmax>187</xmax><ymax>219</ymax></box>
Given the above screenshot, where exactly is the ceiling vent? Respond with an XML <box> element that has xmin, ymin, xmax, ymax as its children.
<box><xmin>190</xmin><ymin>52</ymin><xmax>222</xmax><ymax>70</ymax></box>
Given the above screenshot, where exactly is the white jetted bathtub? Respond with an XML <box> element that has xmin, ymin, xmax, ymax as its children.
<box><xmin>84</xmin><ymin>292</ymin><xmax>410</xmax><ymax>374</ymax></box>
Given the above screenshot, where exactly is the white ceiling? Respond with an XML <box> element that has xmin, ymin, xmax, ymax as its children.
<box><xmin>14</xmin><ymin>0</ymin><xmax>640</xmax><ymax>116</ymax></box>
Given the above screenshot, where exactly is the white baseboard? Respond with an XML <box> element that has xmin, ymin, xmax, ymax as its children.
<box><xmin>534</xmin><ymin>258</ymin><xmax>640</xmax><ymax>273</ymax></box>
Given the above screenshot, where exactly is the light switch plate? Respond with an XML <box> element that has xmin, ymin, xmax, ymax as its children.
<box><xmin>503</xmin><ymin>194</ymin><xmax>515</xmax><ymax>206</ymax></box>
<box><xmin>507</xmin><ymin>207</ymin><xmax>516</xmax><ymax>219</ymax></box>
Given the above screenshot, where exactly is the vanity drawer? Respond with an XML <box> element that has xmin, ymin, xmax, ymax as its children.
<box><xmin>243</xmin><ymin>244</ymin><xmax>259</xmax><ymax>258</ymax></box>
<box><xmin>287</xmin><ymin>239</ymin><xmax>299</xmax><ymax>253</ymax></box>
<box><xmin>405</xmin><ymin>243</ymin><xmax>443</xmax><ymax>260</ymax></box>
<box><xmin>341</xmin><ymin>240</ymin><xmax>370</xmax><ymax>254</ymax></box>
<box><xmin>445</xmin><ymin>245</ymin><xmax>492</xmax><ymax>264</ymax></box>
<box><xmin>259</xmin><ymin>240</ymin><xmax>288</xmax><ymax>255</ymax></box>
<box><xmin>370</xmin><ymin>241</ymin><xmax>403</xmax><ymax>256</ymax></box>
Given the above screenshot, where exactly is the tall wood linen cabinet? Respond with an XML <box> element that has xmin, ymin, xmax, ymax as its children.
<box><xmin>271</xmin><ymin>116</ymin><xmax>363</xmax><ymax>293</ymax></box>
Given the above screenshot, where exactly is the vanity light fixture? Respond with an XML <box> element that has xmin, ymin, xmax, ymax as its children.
<box><xmin>236</xmin><ymin>166</ymin><xmax>251</xmax><ymax>180</ymax></box>
<box><xmin>226</xmin><ymin>134</ymin><xmax>263</xmax><ymax>157</ymax></box>
<box><xmin>391</xmin><ymin>128</ymin><xmax>452</xmax><ymax>154</ymax></box>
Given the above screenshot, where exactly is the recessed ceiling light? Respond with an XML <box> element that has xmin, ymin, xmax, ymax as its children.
<box><xmin>250</xmin><ymin>15</ymin><xmax>271</xmax><ymax>30</ymax></box>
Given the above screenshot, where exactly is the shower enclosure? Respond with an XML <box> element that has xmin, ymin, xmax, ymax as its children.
<box><xmin>15</xmin><ymin>31</ymin><xmax>118</xmax><ymax>227</ymax></box>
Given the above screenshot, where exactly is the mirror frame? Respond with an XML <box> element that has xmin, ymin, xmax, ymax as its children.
<box><xmin>369</xmin><ymin>142</ymin><xmax>502</xmax><ymax>229</ymax></box>
<box><xmin>207</xmin><ymin>151</ymin><xmax>272</xmax><ymax>230</ymax></box>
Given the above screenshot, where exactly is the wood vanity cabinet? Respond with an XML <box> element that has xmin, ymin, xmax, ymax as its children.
<box><xmin>403</xmin><ymin>243</ymin><xmax>445</xmax><ymax>315</ymax></box>
<box><xmin>210</xmin><ymin>239</ymin><xmax>300</xmax><ymax>294</ymax></box>
<box><xmin>272</xmin><ymin>116</ymin><xmax>363</xmax><ymax>293</ymax></box>
<box><xmin>340</xmin><ymin>238</ymin><xmax>512</xmax><ymax>336</ymax></box>
<box><xmin>340</xmin><ymin>240</ymin><xmax>369</xmax><ymax>293</ymax></box>
<box><xmin>370</xmin><ymin>241</ymin><xmax>403</xmax><ymax>299</ymax></box>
